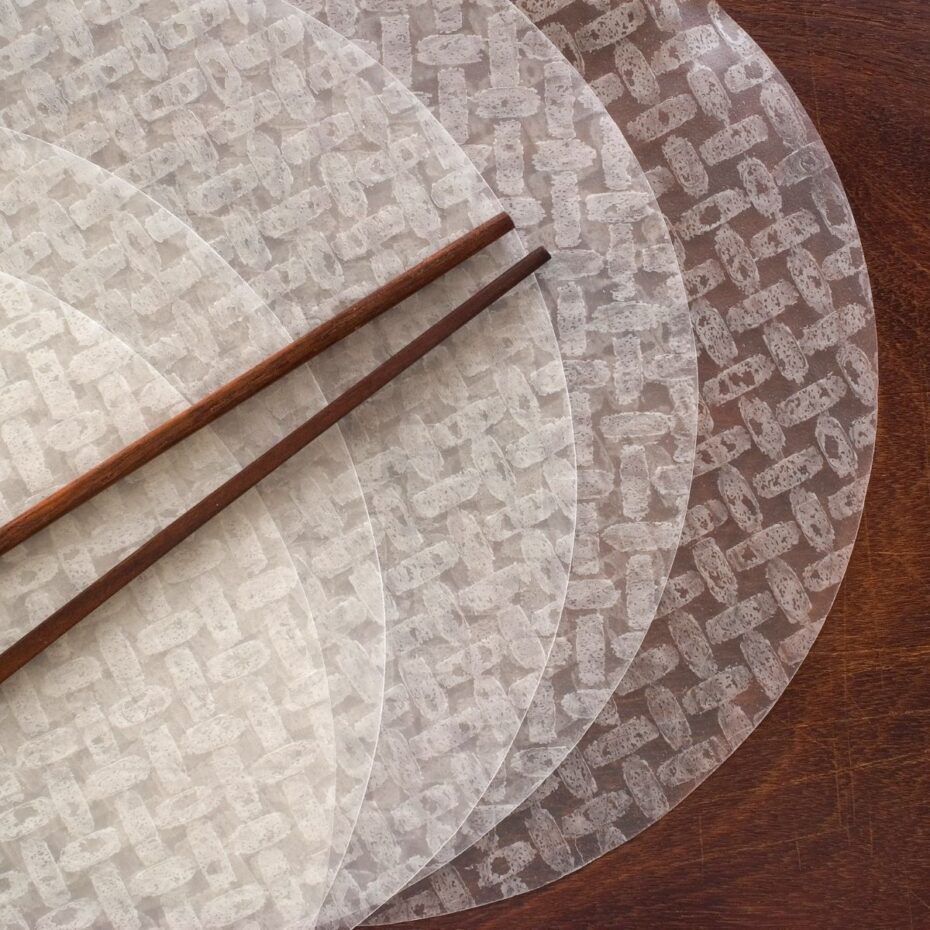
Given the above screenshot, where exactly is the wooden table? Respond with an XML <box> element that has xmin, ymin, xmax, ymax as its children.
<box><xmin>388</xmin><ymin>1</ymin><xmax>930</xmax><ymax>927</ymax></box>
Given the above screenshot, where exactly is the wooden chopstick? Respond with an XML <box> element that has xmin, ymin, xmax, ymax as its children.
<box><xmin>0</xmin><ymin>212</ymin><xmax>515</xmax><ymax>558</ymax></box>
<box><xmin>0</xmin><ymin>247</ymin><xmax>550</xmax><ymax>687</ymax></box>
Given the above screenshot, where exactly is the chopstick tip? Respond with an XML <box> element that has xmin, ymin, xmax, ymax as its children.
<box><xmin>495</xmin><ymin>212</ymin><xmax>516</xmax><ymax>234</ymax></box>
<box><xmin>531</xmin><ymin>245</ymin><xmax>552</xmax><ymax>266</ymax></box>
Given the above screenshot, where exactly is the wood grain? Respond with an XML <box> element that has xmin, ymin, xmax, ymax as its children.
<box><xmin>0</xmin><ymin>212</ymin><xmax>514</xmax><ymax>557</ymax></box>
<box><xmin>384</xmin><ymin>2</ymin><xmax>930</xmax><ymax>928</ymax></box>
<box><xmin>0</xmin><ymin>247</ymin><xmax>550</xmax><ymax>688</ymax></box>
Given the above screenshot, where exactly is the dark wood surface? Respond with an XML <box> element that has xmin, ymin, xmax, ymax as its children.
<box><xmin>0</xmin><ymin>249</ymin><xmax>550</xmax><ymax>688</ymax></box>
<box><xmin>387</xmin><ymin>2</ymin><xmax>930</xmax><ymax>928</ymax></box>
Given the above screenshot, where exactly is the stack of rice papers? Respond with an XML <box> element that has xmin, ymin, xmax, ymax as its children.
<box><xmin>0</xmin><ymin>1</ymin><xmax>876</xmax><ymax>928</ymax></box>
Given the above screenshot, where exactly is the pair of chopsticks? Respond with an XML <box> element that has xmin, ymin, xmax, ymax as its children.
<box><xmin>0</xmin><ymin>214</ymin><xmax>550</xmax><ymax>687</ymax></box>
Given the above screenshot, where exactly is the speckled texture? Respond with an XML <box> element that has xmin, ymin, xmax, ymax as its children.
<box><xmin>371</xmin><ymin>0</ymin><xmax>877</xmax><ymax>921</ymax></box>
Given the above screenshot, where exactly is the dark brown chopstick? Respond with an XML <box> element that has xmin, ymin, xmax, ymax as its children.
<box><xmin>0</xmin><ymin>213</ymin><xmax>515</xmax><ymax>558</ymax></box>
<box><xmin>0</xmin><ymin>247</ymin><xmax>550</xmax><ymax>687</ymax></box>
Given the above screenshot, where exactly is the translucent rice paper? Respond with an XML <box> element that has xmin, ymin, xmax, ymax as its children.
<box><xmin>294</xmin><ymin>0</ymin><xmax>696</xmax><ymax>911</ymax></box>
<box><xmin>0</xmin><ymin>127</ymin><xmax>376</xmax><ymax>906</ymax></box>
<box><xmin>0</xmin><ymin>1</ymin><xmax>578</xmax><ymax>918</ymax></box>
<box><xmin>372</xmin><ymin>0</ymin><xmax>879</xmax><ymax>920</ymax></box>
<box><xmin>0</xmin><ymin>271</ymin><xmax>337</xmax><ymax>929</ymax></box>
